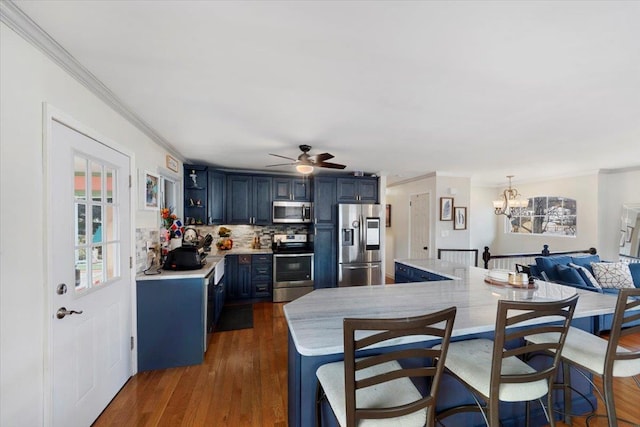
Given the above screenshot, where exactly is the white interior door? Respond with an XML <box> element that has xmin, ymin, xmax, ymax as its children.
<box><xmin>49</xmin><ymin>120</ymin><xmax>132</xmax><ymax>427</ymax></box>
<box><xmin>409</xmin><ymin>193</ymin><xmax>430</xmax><ymax>259</ymax></box>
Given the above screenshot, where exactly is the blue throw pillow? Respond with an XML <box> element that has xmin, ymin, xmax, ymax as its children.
<box><xmin>556</xmin><ymin>265</ymin><xmax>588</xmax><ymax>288</ymax></box>
<box><xmin>535</xmin><ymin>256</ymin><xmax>573</xmax><ymax>282</ymax></box>
<box><xmin>570</xmin><ymin>255</ymin><xmax>601</xmax><ymax>276</ymax></box>
<box><xmin>628</xmin><ymin>263</ymin><xmax>640</xmax><ymax>288</ymax></box>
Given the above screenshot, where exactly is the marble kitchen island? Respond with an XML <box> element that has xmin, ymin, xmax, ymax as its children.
<box><xmin>284</xmin><ymin>260</ymin><xmax>619</xmax><ymax>426</ymax></box>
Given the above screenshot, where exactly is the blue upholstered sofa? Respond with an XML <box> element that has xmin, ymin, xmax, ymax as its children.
<box><xmin>528</xmin><ymin>254</ymin><xmax>640</xmax><ymax>332</ymax></box>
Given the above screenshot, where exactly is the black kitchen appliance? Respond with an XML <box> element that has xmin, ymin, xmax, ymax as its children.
<box><xmin>163</xmin><ymin>246</ymin><xmax>206</xmax><ymax>270</ymax></box>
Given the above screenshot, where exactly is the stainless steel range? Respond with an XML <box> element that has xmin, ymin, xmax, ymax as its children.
<box><xmin>272</xmin><ymin>234</ymin><xmax>314</xmax><ymax>302</ymax></box>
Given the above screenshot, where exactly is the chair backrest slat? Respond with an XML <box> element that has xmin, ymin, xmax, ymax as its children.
<box><xmin>491</xmin><ymin>295</ymin><xmax>578</xmax><ymax>400</ymax></box>
<box><xmin>344</xmin><ymin>306</ymin><xmax>457</xmax><ymax>427</ymax></box>
<box><xmin>605</xmin><ymin>288</ymin><xmax>640</xmax><ymax>374</ymax></box>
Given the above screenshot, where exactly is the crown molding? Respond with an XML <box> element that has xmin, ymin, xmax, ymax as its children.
<box><xmin>0</xmin><ymin>0</ymin><xmax>183</xmax><ymax>161</ymax></box>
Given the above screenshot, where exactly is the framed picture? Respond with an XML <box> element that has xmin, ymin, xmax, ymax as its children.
<box><xmin>453</xmin><ymin>207</ymin><xmax>467</xmax><ymax>230</ymax></box>
<box><xmin>385</xmin><ymin>204</ymin><xmax>391</xmax><ymax>227</ymax></box>
<box><xmin>627</xmin><ymin>226</ymin><xmax>634</xmax><ymax>243</ymax></box>
<box><xmin>165</xmin><ymin>154</ymin><xmax>179</xmax><ymax>173</ymax></box>
<box><xmin>440</xmin><ymin>197</ymin><xmax>454</xmax><ymax>221</ymax></box>
<box><xmin>141</xmin><ymin>170</ymin><xmax>160</xmax><ymax>210</ymax></box>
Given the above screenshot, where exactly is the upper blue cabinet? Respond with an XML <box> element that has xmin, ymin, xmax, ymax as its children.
<box><xmin>272</xmin><ymin>177</ymin><xmax>311</xmax><ymax>201</ymax></box>
<box><xmin>184</xmin><ymin>165</ymin><xmax>208</xmax><ymax>225</ymax></box>
<box><xmin>336</xmin><ymin>177</ymin><xmax>378</xmax><ymax>203</ymax></box>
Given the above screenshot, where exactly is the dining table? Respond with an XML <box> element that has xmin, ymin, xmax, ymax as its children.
<box><xmin>284</xmin><ymin>259</ymin><xmax>619</xmax><ymax>427</ymax></box>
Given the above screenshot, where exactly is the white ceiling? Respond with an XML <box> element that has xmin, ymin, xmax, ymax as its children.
<box><xmin>12</xmin><ymin>0</ymin><xmax>640</xmax><ymax>185</ymax></box>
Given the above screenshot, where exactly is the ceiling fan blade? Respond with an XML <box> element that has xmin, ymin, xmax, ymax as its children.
<box><xmin>266</xmin><ymin>162</ymin><xmax>298</xmax><ymax>167</ymax></box>
<box><xmin>312</xmin><ymin>152</ymin><xmax>334</xmax><ymax>162</ymax></box>
<box><xmin>269</xmin><ymin>153</ymin><xmax>297</xmax><ymax>161</ymax></box>
<box><xmin>317</xmin><ymin>162</ymin><xmax>346</xmax><ymax>170</ymax></box>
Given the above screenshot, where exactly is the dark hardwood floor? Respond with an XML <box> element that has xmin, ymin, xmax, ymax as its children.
<box><xmin>94</xmin><ymin>301</ymin><xmax>639</xmax><ymax>426</ymax></box>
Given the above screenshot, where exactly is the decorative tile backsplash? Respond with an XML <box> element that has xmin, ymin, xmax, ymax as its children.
<box><xmin>135</xmin><ymin>227</ymin><xmax>160</xmax><ymax>273</ymax></box>
<box><xmin>134</xmin><ymin>224</ymin><xmax>311</xmax><ymax>272</ymax></box>
<box><xmin>198</xmin><ymin>224</ymin><xmax>311</xmax><ymax>249</ymax></box>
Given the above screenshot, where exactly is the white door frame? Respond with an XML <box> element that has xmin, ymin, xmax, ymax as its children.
<box><xmin>42</xmin><ymin>103</ymin><xmax>137</xmax><ymax>426</ymax></box>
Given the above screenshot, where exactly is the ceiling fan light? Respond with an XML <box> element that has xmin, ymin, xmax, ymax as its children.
<box><xmin>296</xmin><ymin>164</ymin><xmax>314</xmax><ymax>174</ymax></box>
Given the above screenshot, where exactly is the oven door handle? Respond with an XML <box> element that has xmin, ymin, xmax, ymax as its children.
<box><xmin>274</xmin><ymin>253</ymin><xmax>314</xmax><ymax>258</ymax></box>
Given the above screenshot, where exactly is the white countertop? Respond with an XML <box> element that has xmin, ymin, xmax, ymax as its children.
<box><xmin>136</xmin><ymin>246</ymin><xmax>273</xmax><ymax>281</ymax></box>
<box><xmin>136</xmin><ymin>255</ymin><xmax>224</xmax><ymax>281</ymax></box>
<box><xmin>284</xmin><ymin>260</ymin><xmax>618</xmax><ymax>356</ymax></box>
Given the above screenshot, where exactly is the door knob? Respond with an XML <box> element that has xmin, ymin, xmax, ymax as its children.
<box><xmin>56</xmin><ymin>307</ymin><xmax>83</xmax><ymax>319</ymax></box>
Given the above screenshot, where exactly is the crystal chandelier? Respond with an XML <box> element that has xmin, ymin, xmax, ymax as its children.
<box><xmin>493</xmin><ymin>175</ymin><xmax>528</xmax><ymax>219</ymax></box>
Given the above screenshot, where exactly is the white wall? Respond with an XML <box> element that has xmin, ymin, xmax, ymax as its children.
<box><xmin>0</xmin><ymin>23</ymin><xmax>177</xmax><ymax>426</ymax></box>
<box><xmin>490</xmin><ymin>174</ymin><xmax>600</xmax><ymax>256</ymax></box>
<box><xmin>597</xmin><ymin>168</ymin><xmax>640</xmax><ymax>260</ymax></box>
<box><xmin>384</xmin><ymin>174</ymin><xmax>471</xmax><ymax>275</ymax></box>
<box><xmin>470</xmin><ymin>185</ymin><xmax>498</xmax><ymax>261</ymax></box>
<box><xmin>385</xmin><ymin>174</ymin><xmax>436</xmax><ymax>275</ymax></box>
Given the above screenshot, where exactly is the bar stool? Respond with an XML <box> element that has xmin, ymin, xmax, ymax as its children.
<box><xmin>436</xmin><ymin>295</ymin><xmax>578</xmax><ymax>427</ymax></box>
<box><xmin>526</xmin><ymin>288</ymin><xmax>640</xmax><ymax>427</ymax></box>
<box><xmin>315</xmin><ymin>306</ymin><xmax>456</xmax><ymax>427</ymax></box>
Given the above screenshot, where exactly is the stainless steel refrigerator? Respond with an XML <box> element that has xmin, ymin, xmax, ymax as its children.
<box><xmin>338</xmin><ymin>203</ymin><xmax>383</xmax><ymax>286</ymax></box>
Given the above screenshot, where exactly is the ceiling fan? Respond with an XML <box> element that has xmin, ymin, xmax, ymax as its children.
<box><xmin>267</xmin><ymin>144</ymin><xmax>346</xmax><ymax>174</ymax></box>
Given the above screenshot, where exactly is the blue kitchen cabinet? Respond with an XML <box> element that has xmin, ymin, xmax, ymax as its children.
<box><xmin>313</xmin><ymin>176</ymin><xmax>337</xmax><ymax>288</ymax></box>
<box><xmin>313</xmin><ymin>225</ymin><xmax>336</xmax><ymax>289</ymax></box>
<box><xmin>336</xmin><ymin>177</ymin><xmax>378</xmax><ymax>203</ymax></box>
<box><xmin>225</xmin><ymin>254</ymin><xmax>252</xmax><ymax>300</ymax></box>
<box><xmin>137</xmin><ymin>277</ymin><xmax>205</xmax><ymax>371</ymax></box>
<box><xmin>273</xmin><ymin>177</ymin><xmax>311</xmax><ymax>201</ymax></box>
<box><xmin>394</xmin><ymin>262</ymin><xmax>450</xmax><ymax>283</ymax></box>
<box><xmin>184</xmin><ymin>165</ymin><xmax>208</xmax><ymax>225</ymax></box>
<box><xmin>208</xmin><ymin>170</ymin><xmax>226</xmax><ymax>224</ymax></box>
<box><xmin>226</xmin><ymin>174</ymin><xmax>272</xmax><ymax>225</ymax></box>
<box><xmin>226</xmin><ymin>253</ymin><xmax>272</xmax><ymax>300</ymax></box>
<box><xmin>251</xmin><ymin>253</ymin><xmax>273</xmax><ymax>298</ymax></box>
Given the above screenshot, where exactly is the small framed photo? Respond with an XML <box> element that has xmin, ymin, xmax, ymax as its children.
<box><xmin>440</xmin><ymin>197</ymin><xmax>454</xmax><ymax>221</ymax></box>
<box><xmin>453</xmin><ymin>207</ymin><xmax>467</xmax><ymax>230</ymax></box>
<box><xmin>165</xmin><ymin>155</ymin><xmax>179</xmax><ymax>173</ymax></box>
<box><xmin>627</xmin><ymin>226</ymin><xmax>634</xmax><ymax>243</ymax></box>
<box><xmin>141</xmin><ymin>170</ymin><xmax>160</xmax><ymax>210</ymax></box>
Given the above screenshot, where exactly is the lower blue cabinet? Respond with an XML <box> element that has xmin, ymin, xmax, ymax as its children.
<box><xmin>137</xmin><ymin>277</ymin><xmax>205</xmax><ymax>372</ymax></box>
<box><xmin>394</xmin><ymin>262</ymin><xmax>449</xmax><ymax>283</ymax></box>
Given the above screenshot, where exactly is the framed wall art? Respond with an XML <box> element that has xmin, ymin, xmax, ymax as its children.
<box><xmin>165</xmin><ymin>154</ymin><xmax>179</xmax><ymax>173</ymax></box>
<box><xmin>440</xmin><ymin>197</ymin><xmax>453</xmax><ymax>221</ymax></box>
<box><xmin>140</xmin><ymin>170</ymin><xmax>160</xmax><ymax>210</ymax></box>
<box><xmin>453</xmin><ymin>207</ymin><xmax>467</xmax><ymax>230</ymax></box>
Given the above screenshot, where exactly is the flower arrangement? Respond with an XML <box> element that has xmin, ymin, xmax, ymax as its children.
<box><xmin>161</xmin><ymin>207</ymin><xmax>184</xmax><ymax>238</ymax></box>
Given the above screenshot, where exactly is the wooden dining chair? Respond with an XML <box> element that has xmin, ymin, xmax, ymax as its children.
<box><xmin>436</xmin><ymin>295</ymin><xmax>578</xmax><ymax>427</ymax></box>
<box><xmin>315</xmin><ymin>306</ymin><xmax>457</xmax><ymax>427</ymax></box>
<box><xmin>526</xmin><ymin>288</ymin><xmax>640</xmax><ymax>427</ymax></box>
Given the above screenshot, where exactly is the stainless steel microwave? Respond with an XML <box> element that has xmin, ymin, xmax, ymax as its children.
<box><xmin>272</xmin><ymin>201</ymin><xmax>313</xmax><ymax>223</ymax></box>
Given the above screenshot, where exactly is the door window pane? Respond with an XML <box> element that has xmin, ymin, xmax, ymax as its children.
<box><xmin>91</xmin><ymin>161</ymin><xmax>102</xmax><ymax>202</ymax></box>
<box><xmin>105</xmin><ymin>205</ymin><xmax>116</xmax><ymax>242</ymax></box>
<box><xmin>74</xmin><ymin>154</ymin><xmax>120</xmax><ymax>293</ymax></box>
<box><xmin>105</xmin><ymin>167</ymin><xmax>115</xmax><ymax>203</ymax></box>
<box><xmin>75</xmin><ymin>248</ymin><xmax>88</xmax><ymax>291</ymax></box>
<box><xmin>74</xmin><ymin>156</ymin><xmax>87</xmax><ymax>201</ymax></box>
<box><xmin>106</xmin><ymin>243</ymin><xmax>118</xmax><ymax>280</ymax></box>
<box><xmin>76</xmin><ymin>203</ymin><xmax>86</xmax><ymax>245</ymax></box>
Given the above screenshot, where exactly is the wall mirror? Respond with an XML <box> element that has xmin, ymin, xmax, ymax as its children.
<box><xmin>620</xmin><ymin>203</ymin><xmax>640</xmax><ymax>258</ymax></box>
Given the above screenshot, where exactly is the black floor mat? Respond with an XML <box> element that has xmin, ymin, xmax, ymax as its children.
<box><xmin>215</xmin><ymin>303</ymin><xmax>253</xmax><ymax>332</ymax></box>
